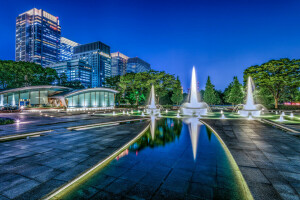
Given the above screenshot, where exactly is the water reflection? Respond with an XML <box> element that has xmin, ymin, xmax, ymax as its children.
<box><xmin>150</xmin><ymin>115</ymin><xmax>156</xmax><ymax>140</ymax></box>
<box><xmin>61</xmin><ymin>118</ymin><xmax>249</xmax><ymax>200</ymax></box>
<box><xmin>182</xmin><ymin>117</ymin><xmax>203</xmax><ymax>161</ymax></box>
<box><xmin>129</xmin><ymin>118</ymin><xmax>183</xmax><ymax>151</ymax></box>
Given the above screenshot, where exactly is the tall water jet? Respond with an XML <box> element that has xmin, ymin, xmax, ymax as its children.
<box><xmin>183</xmin><ymin>118</ymin><xmax>202</xmax><ymax>161</ymax></box>
<box><xmin>12</xmin><ymin>94</ymin><xmax>16</xmax><ymax>106</ymax></box>
<box><xmin>146</xmin><ymin>85</ymin><xmax>160</xmax><ymax>115</ymax></box>
<box><xmin>181</xmin><ymin>67</ymin><xmax>209</xmax><ymax>116</ymax></box>
<box><xmin>239</xmin><ymin>76</ymin><xmax>261</xmax><ymax>117</ymax></box>
<box><xmin>0</xmin><ymin>94</ymin><xmax>3</xmax><ymax>106</ymax></box>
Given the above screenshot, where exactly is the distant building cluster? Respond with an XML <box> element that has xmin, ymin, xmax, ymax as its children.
<box><xmin>15</xmin><ymin>8</ymin><xmax>151</xmax><ymax>88</ymax></box>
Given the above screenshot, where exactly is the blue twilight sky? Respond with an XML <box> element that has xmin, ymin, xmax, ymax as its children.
<box><xmin>0</xmin><ymin>0</ymin><xmax>300</xmax><ymax>91</ymax></box>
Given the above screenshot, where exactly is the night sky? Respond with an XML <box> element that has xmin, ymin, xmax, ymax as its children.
<box><xmin>1</xmin><ymin>0</ymin><xmax>300</xmax><ymax>91</ymax></box>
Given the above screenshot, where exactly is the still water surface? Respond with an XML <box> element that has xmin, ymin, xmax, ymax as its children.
<box><xmin>62</xmin><ymin>117</ymin><xmax>249</xmax><ymax>200</ymax></box>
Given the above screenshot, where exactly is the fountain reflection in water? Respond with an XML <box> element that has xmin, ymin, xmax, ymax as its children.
<box><xmin>181</xmin><ymin>67</ymin><xmax>209</xmax><ymax>116</ymax></box>
<box><xmin>150</xmin><ymin>115</ymin><xmax>156</xmax><ymax>140</ymax></box>
<box><xmin>183</xmin><ymin>117</ymin><xmax>202</xmax><ymax>160</ymax></box>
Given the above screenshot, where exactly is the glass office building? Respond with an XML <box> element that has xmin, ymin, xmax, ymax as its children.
<box><xmin>111</xmin><ymin>52</ymin><xmax>129</xmax><ymax>76</ymax></box>
<box><xmin>47</xmin><ymin>59</ymin><xmax>92</xmax><ymax>88</ymax></box>
<box><xmin>60</xmin><ymin>37</ymin><xmax>79</xmax><ymax>61</ymax></box>
<box><xmin>15</xmin><ymin>8</ymin><xmax>61</xmax><ymax>67</ymax></box>
<box><xmin>0</xmin><ymin>86</ymin><xmax>117</xmax><ymax>108</ymax></box>
<box><xmin>126</xmin><ymin>57</ymin><xmax>151</xmax><ymax>73</ymax></box>
<box><xmin>73</xmin><ymin>41</ymin><xmax>111</xmax><ymax>87</ymax></box>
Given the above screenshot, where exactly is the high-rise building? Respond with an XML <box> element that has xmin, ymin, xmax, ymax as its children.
<box><xmin>111</xmin><ymin>52</ymin><xmax>129</xmax><ymax>76</ymax></box>
<box><xmin>72</xmin><ymin>41</ymin><xmax>111</xmax><ymax>87</ymax></box>
<box><xmin>60</xmin><ymin>37</ymin><xmax>79</xmax><ymax>61</ymax></box>
<box><xmin>126</xmin><ymin>57</ymin><xmax>151</xmax><ymax>73</ymax></box>
<box><xmin>15</xmin><ymin>8</ymin><xmax>61</xmax><ymax>67</ymax></box>
<box><xmin>47</xmin><ymin>59</ymin><xmax>92</xmax><ymax>88</ymax></box>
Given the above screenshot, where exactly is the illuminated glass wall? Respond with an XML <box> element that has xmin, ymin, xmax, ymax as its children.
<box><xmin>0</xmin><ymin>89</ymin><xmax>61</xmax><ymax>106</ymax></box>
<box><xmin>66</xmin><ymin>90</ymin><xmax>115</xmax><ymax>108</ymax></box>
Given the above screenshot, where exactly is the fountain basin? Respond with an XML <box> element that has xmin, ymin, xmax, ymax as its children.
<box><xmin>239</xmin><ymin>109</ymin><xmax>261</xmax><ymax>117</ymax></box>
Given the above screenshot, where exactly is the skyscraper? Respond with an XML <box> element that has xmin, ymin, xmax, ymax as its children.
<box><xmin>60</xmin><ymin>37</ymin><xmax>79</xmax><ymax>61</ymax></box>
<box><xmin>47</xmin><ymin>59</ymin><xmax>92</xmax><ymax>88</ymax></box>
<box><xmin>15</xmin><ymin>8</ymin><xmax>61</xmax><ymax>67</ymax></box>
<box><xmin>126</xmin><ymin>57</ymin><xmax>151</xmax><ymax>73</ymax></box>
<box><xmin>73</xmin><ymin>41</ymin><xmax>111</xmax><ymax>87</ymax></box>
<box><xmin>111</xmin><ymin>52</ymin><xmax>129</xmax><ymax>76</ymax></box>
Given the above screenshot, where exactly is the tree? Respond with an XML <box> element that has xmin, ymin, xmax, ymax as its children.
<box><xmin>0</xmin><ymin>60</ymin><xmax>59</xmax><ymax>89</ymax></box>
<box><xmin>105</xmin><ymin>70</ymin><xmax>182</xmax><ymax>106</ymax></box>
<box><xmin>59</xmin><ymin>73</ymin><xmax>68</xmax><ymax>85</ymax></box>
<box><xmin>227</xmin><ymin>76</ymin><xmax>244</xmax><ymax>105</ymax></box>
<box><xmin>171</xmin><ymin>78</ymin><xmax>183</xmax><ymax>105</ymax></box>
<box><xmin>244</xmin><ymin>58</ymin><xmax>300</xmax><ymax>108</ymax></box>
<box><xmin>203</xmin><ymin>76</ymin><xmax>219</xmax><ymax>105</ymax></box>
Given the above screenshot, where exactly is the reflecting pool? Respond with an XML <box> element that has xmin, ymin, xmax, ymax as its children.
<box><xmin>60</xmin><ymin>118</ymin><xmax>251</xmax><ymax>200</ymax></box>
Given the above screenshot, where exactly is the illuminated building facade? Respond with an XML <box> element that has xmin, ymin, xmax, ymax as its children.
<box><xmin>111</xmin><ymin>52</ymin><xmax>129</xmax><ymax>76</ymax></box>
<box><xmin>15</xmin><ymin>8</ymin><xmax>61</xmax><ymax>67</ymax></box>
<box><xmin>60</xmin><ymin>37</ymin><xmax>79</xmax><ymax>61</ymax></box>
<box><xmin>47</xmin><ymin>59</ymin><xmax>92</xmax><ymax>88</ymax></box>
<box><xmin>73</xmin><ymin>41</ymin><xmax>111</xmax><ymax>87</ymax></box>
<box><xmin>126</xmin><ymin>57</ymin><xmax>151</xmax><ymax>73</ymax></box>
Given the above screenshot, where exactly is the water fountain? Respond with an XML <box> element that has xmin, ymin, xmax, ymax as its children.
<box><xmin>176</xmin><ymin>113</ymin><xmax>180</xmax><ymax>118</ymax></box>
<box><xmin>122</xmin><ymin>110</ymin><xmax>125</xmax><ymax>115</ymax></box>
<box><xmin>290</xmin><ymin>113</ymin><xmax>294</xmax><ymax>118</ymax></box>
<box><xmin>275</xmin><ymin>111</ymin><xmax>278</xmax><ymax>115</ymax></box>
<box><xmin>131</xmin><ymin>110</ymin><xmax>133</xmax><ymax>114</ymax></box>
<box><xmin>146</xmin><ymin>85</ymin><xmax>160</xmax><ymax>115</ymax></box>
<box><xmin>239</xmin><ymin>76</ymin><xmax>261</xmax><ymax>117</ymax></box>
<box><xmin>282</xmin><ymin>112</ymin><xmax>285</xmax><ymax>116</ymax></box>
<box><xmin>277</xmin><ymin>115</ymin><xmax>285</xmax><ymax>122</ymax></box>
<box><xmin>113</xmin><ymin>111</ymin><xmax>116</xmax><ymax>116</ymax></box>
<box><xmin>158</xmin><ymin>111</ymin><xmax>162</xmax><ymax>118</ymax></box>
<box><xmin>165</xmin><ymin>109</ymin><xmax>168</xmax><ymax>113</ymax></box>
<box><xmin>126</xmin><ymin>111</ymin><xmax>130</xmax><ymax>115</ymax></box>
<box><xmin>12</xmin><ymin>94</ymin><xmax>16</xmax><ymax>106</ymax></box>
<box><xmin>181</xmin><ymin>67</ymin><xmax>209</xmax><ymax>116</ymax></box>
<box><xmin>0</xmin><ymin>94</ymin><xmax>3</xmax><ymax>107</ymax></box>
<box><xmin>183</xmin><ymin>118</ymin><xmax>202</xmax><ymax>160</ymax></box>
<box><xmin>141</xmin><ymin>112</ymin><xmax>145</xmax><ymax>117</ymax></box>
<box><xmin>220</xmin><ymin>114</ymin><xmax>226</xmax><ymax>119</ymax></box>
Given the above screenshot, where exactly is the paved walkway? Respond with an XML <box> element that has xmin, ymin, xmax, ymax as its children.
<box><xmin>0</xmin><ymin>113</ymin><xmax>149</xmax><ymax>200</ymax></box>
<box><xmin>201</xmin><ymin>119</ymin><xmax>300</xmax><ymax>200</ymax></box>
<box><xmin>0</xmin><ymin>112</ymin><xmax>142</xmax><ymax>136</ymax></box>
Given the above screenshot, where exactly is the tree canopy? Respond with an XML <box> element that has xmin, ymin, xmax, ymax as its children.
<box><xmin>244</xmin><ymin>58</ymin><xmax>300</xmax><ymax>108</ymax></box>
<box><xmin>0</xmin><ymin>60</ymin><xmax>58</xmax><ymax>89</ymax></box>
<box><xmin>105</xmin><ymin>70</ymin><xmax>182</xmax><ymax>106</ymax></box>
<box><xmin>227</xmin><ymin>76</ymin><xmax>244</xmax><ymax>105</ymax></box>
<box><xmin>203</xmin><ymin>76</ymin><xmax>220</xmax><ymax>105</ymax></box>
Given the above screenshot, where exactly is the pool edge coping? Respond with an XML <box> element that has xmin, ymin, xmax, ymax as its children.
<box><xmin>42</xmin><ymin>121</ymin><xmax>150</xmax><ymax>200</ymax></box>
<box><xmin>199</xmin><ymin>119</ymin><xmax>254</xmax><ymax>200</ymax></box>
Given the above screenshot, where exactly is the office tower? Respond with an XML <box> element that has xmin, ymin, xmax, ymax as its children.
<box><xmin>111</xmin><ymin>52</ymin><xmax>129</xmax><ymax>76</ymax></box>
<box><xmin>73</xmin><ymin>41</ymin><xmax>111</xmax><ymax>87</ymax></box>
<box><xmin>15</xmin><ymin>8</ymin><xmax>61</xmax><ymax>67</ymax></box>
<box><xmin>47</xmin><ymin>59</ymin><xmax>92</xmax><ymax>88</ymax></box>
<box><xmin>60</xmin><ymin>37</ymin><xmax>79</xmax><ymax>61</ymax></box>
<box><xmin>126</xmin><ymin>57</ymin><xmax>151</xmax><ymax>73</ymax></box>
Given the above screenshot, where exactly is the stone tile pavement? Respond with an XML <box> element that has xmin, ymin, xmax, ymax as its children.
<box><xmin>0</xmin><ymin>113</ymin><xmax>149</xmax><ymax>199</ymax></box>
<box><xmin>201</xmin><ymin>119</ymin><xmax>300</xmax><ymax>200</ymax></box>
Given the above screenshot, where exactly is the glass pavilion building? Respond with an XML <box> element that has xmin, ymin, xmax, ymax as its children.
<box><xmin>0</xmin><ymin>86</ymin><xmax>117</xmax><ymax>109</ymax></box>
